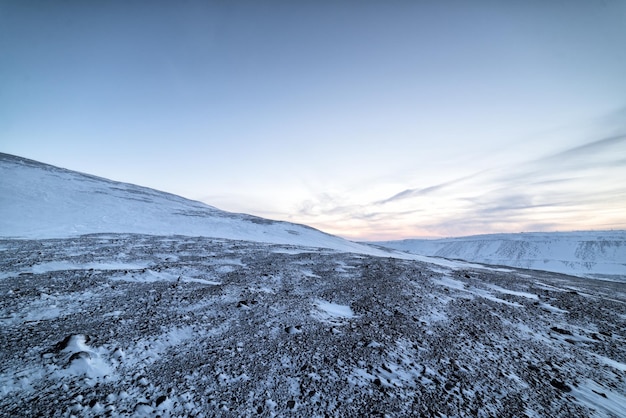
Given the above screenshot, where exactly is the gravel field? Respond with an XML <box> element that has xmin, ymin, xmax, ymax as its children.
<box><xmin>1</xmin><ymin>234</ymin><xmax>625</xmax><ymax>417</ymax></box>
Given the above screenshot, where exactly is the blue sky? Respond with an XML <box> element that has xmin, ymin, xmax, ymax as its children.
<box><xmin>2</xmin><ymin>1</ymin><xmax>625</xmax><ymax>240</ymax></box>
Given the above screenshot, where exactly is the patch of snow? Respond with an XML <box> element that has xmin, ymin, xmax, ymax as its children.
<box><xmin>31</xmin><ymin>261</ymin><xmax>151</xmax><ymax>274</ymax></box>
<box><xmin>571</xmin><ymin>380</ymin><xmax>626</xmax><ymax>418</ymax></box>
<box><xmin>432</xmin><ymin>276</ymin><xmax>525</xmax><ymax>307</ymax></box>
<box><xmin>57</xmin><ymin>335</ymin><xmax>115</xmax><ymax>380</ymax></box>
<box><xmin>182</xmin><ymin>278</ymin><xmax>221</xmax><ymax>286</ymax></box>
<box><xmin>475</xmin><ymin>291</ymin><xmax>523</xmax><ymax>307</ymax></box>
<box><xmin>313</xmin><ymin>300</ymin><xmax>355</xmax><ymax>318</ymax></box>
<box><xmin>538</xmin><ymin>302</ymin><xmax>568</xmax><ymax>314</ymax></box>
<box><xmin>110</xmin><ymin>269</ymin><xmax>178</xmax><ymax>283</ymax></box>
<box><xmin>486</xmin><ymin>284</ymin><xmax>538</xmax><ymax>300</ymax></box>
<box><xmin>431</xmin><ymin>276</ymin><xmax>466</xmax><ymax>291</ymax></box>
<box><xmin>593</xmin><ymin>354</ymin><xmax>626</xmax><ymax>372</ymax></box>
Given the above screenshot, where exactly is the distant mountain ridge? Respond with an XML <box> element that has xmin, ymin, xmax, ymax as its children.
<box><xmin>373</xmin><ymin>231</ymin><xmax>626</xmax><ymax>280</ymax></box>
<box><xmin>0</xmin><ymin>153</ymin><xmax>385</xmax><ymax>255</ymax></box>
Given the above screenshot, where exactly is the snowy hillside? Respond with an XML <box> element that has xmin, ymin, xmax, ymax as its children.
<box><xmin>2</xmin><ymin>153</ymin><xmax>626</xmax><ymax>416</ymax></box>
<box><xmin>0</xmin><ymin>153</ymin><xmax>384</xmax><ymax>255</ymax></box>
<box><xmin>374</xmin><ymin>231</ymin><xmax>626</xmax><ymax>280</ymax></box>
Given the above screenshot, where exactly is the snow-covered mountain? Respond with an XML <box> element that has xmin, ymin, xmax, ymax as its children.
<box><xmin>2</xmin><ymin>153</ymin><xmax>626</xmax><ymax>416</ymax></box>
<box><xmin>0</xmin><ymin>153</ymin><xmax>384</xmax><ymax>255</ymax></box>
<box><xmin>374</xmin><ymin>231</ymin><xmax>626</xmax><ymax>280</ymax></box>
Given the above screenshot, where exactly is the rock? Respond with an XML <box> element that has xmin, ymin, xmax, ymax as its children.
<box><xmin>550</xmin><ymin>379</ymin><xmax>571</xmax><ymax>392</ymax></box>
<box><xmin>550</xmin><ymin>327</ymin><xmax>573</xmax><ymax>335</ymax></box>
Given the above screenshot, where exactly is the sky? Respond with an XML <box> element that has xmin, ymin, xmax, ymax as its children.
<box><xmin>2</xmin><ymin>0</ymin><xmax>626</xmax><ymax>240</ymax></box>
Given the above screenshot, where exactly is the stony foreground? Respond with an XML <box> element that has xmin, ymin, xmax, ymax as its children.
<box><xmin>1</xmin><ymin>234</ymin><xmax>625</xmax><ymax>417</ymax></box>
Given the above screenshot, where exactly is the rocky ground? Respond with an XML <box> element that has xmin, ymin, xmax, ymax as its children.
<box><xmin>1</xmin><ymin>234</ymin><xmax>625</xmax><ymax>417</ymax></box>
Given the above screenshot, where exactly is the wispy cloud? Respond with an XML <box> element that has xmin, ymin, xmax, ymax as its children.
<box><xmin>377</xmin><ymin>170</ymin><xmax>488</xmax><ymax>205</ymax></box>
<box><xmin>292</xmin><ymin>130</ymin><xmax>626</xmax><ymax>239</ymax></box>
<box><xmin>538</xmin><ymin>134</ymin><xmax>626</xmax><ymax>163</ymax></box>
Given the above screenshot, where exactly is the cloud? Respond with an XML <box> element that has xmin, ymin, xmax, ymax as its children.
<box><xmin>377</xmin><ymin>170</ymin><xmax>489</xmax><ymax>205</ymax></box>
<box><xmin>291</xmin><ymin>130</ymin><xmax>626</xmax><ymax>239</ymax></box>
<box><xmin>296</xmin><ymin>195</ymin><xmax>361</xmax><ymax>218</ymax></box>
<box><xmin>540</xmin><ymin>134</ymin><xmax>626</xmax><ymax>163</ymax></box>
<box><xmin>493</xmin><ymin>134</ymin><xmax>626</xmax><ymax>186</ymax></box>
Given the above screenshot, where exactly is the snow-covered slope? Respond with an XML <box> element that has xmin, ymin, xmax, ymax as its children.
<box><xmin>3</xmin><ymin>153</ymin><xmax>626</xmax><ymax>417</ymax></box>
<box><xmin>0</xmin><ymin>153</ymin><xmax>383</xmax><ymax>254</ymax></box>
<box><xmin>374</xmin><ymin>231</ymin><xmax>626</xmax><ymax>280</ymax></box>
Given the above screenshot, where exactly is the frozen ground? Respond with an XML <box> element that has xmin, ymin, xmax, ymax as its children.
<box><xmin>1</xmin><ymin>234</ymin><xmax>625</xmax><ymax>417</ymax></box>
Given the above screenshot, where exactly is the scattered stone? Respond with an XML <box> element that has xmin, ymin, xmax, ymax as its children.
<box><xmin>591</xmin><ymin>390</ymin><xmax>607</xmax><ymax>398</ymax></box>
<box><xmin>550</xmin><ymin>327</ymin><xmax>573</xmax><ymax>335</ymax></box>
<box><xmin>1</xmin><ymin>234</ymin><xmax>623</xmax><ymax>418</ymax></box>
<box><xmin>550</xmin><ymin>379</ymin><xmax>571</xmax><ymax>392</ymax></box>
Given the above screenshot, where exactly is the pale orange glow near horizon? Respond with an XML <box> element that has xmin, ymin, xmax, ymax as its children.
<box><xmin>3</xmin><ymin>1</ymin><xmax>625</xmax><ymax>239</ymax></box>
